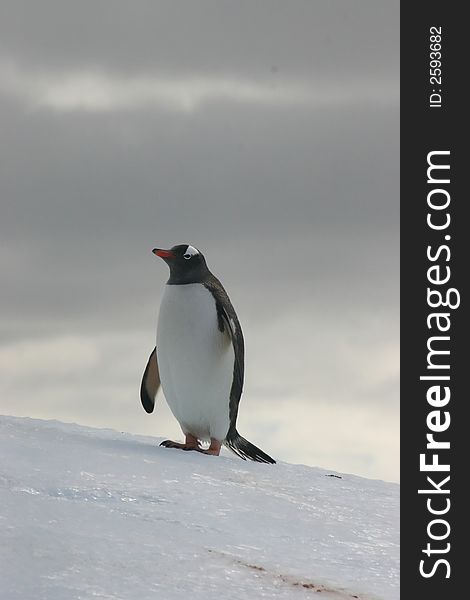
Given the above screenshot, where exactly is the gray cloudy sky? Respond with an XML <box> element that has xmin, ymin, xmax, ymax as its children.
<box><xmin>0</xmin><ymin>1</ymin><xmax>399</xmax><ymax>481</ymax></box>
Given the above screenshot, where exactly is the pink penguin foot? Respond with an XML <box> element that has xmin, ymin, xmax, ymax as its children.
<box><xmin>160</xmin><ymin>433</ymin><xmax>202</xmax><ymax>452</ymax></box>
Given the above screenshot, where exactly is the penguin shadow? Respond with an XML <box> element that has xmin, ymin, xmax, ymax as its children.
<box><xmin>77</xmin><ymin>432</ymin><xmax>164</xmax><ymax>460</ymax></box>
<box><xmin>87</xmin><ymin>432</ymin><xmax>229</xmax><ymax>463</ymax></box>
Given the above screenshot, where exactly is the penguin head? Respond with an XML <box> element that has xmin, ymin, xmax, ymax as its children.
<box><xmin>152</xmin><ymin>244</ymin><xmax>210</xmax><ymax>284</ymax></box>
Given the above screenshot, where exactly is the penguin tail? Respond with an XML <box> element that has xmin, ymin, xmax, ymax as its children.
<box><xmin>224</xmin><ymin>427</ymin><xmax>276</xmax><ymax>464</ymax></box>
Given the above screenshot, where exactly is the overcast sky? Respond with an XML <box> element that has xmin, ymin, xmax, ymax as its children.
<box><xmin>0</xmin><ymin>1</ymin><xmax>399</xmax><ymax>481</ymax></box>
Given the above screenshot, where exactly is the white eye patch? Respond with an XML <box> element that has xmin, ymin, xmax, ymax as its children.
<box><xmin>183</xmin><ymin>245</ymin><xmax>199</xmax><ymax>259</ymax></box>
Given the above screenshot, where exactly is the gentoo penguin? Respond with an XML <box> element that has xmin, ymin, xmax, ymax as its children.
<box><xmin>140</xmin><ymin>244</ymin><xmax>275</xmax><ymax>463</ymax></box>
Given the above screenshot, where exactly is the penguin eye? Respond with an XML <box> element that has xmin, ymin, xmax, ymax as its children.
<box><xmin>183</xmin><ymin>253</ymin><xmax>192</xmax><ymax>260</ymax></box>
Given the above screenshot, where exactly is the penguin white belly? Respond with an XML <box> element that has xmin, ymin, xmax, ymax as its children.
<box><xmin>156</xmin><ymin>283</ymin><xmax>233</xmax><ymax>441</ymax></box>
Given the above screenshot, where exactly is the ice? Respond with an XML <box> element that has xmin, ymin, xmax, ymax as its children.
<box><xmin>0</xmin><ymin>416</ymin><xmax>398</xmax><ymax>600</ymax></box>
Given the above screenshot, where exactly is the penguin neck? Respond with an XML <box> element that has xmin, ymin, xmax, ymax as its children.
<box><xmin>166</xmin><ymin>265</ymin><xmax>212</xmax><ymax>285</ymax></box>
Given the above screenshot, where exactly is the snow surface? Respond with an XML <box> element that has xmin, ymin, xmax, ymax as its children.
<box><xmin>0</xmin><ymin>416</ymin><xmax>399</xmax><ymax>600</ymax></box>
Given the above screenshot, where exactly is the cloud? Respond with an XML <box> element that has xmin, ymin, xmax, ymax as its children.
<box><xmin>0</xmin><ymin>1</ymin><xmax>399</xmax><ymax>78</ymax></box>
<box><xmin>0</xmin><ymin>0</ymin><xmax>399</xmax><ymax>482</ymax></box>
<box><xmin>0</xmin><ymin>336</ymin><xmax>100</xmax><ymax>377</ymax></box>
<box><xmin>241</xmin><ymin>398</ymin><xmax>399</xmax><ymax>481</ymax></box>
<box><xmin>0</xmin><ymin>326</ymin><xmax>399</xmax><ymax>481</ymax></box>
<box><xmin>0</xmin><ymin>60</ymin><xmax>397</xmax><ymax>113</ymax></box>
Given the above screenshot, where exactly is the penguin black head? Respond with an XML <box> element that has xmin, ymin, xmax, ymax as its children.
<box><xmin>152</xmin><ymin>244</ymin><xmax>210</xmax><ymax>285</ymax></box>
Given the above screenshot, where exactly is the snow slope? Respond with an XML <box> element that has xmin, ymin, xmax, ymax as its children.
<box><xmin>0</xmin><ymin>416</ymin><xmax>399</xmax><ymax>600</ymax></box>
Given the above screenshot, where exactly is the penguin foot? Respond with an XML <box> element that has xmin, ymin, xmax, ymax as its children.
<box><xmin>160</xmin><ymin>434</ymin><xmax>202</xmax><ymax>452</ymax></box>
<box><xmin>201</xmin><ymin>439</ymin><xmax>222</xmax><ymax>456</ymax></box>
<box><xmin>159</xmin><ymin>436</ymin><xmax>222</xmax><ymax>456</ymax></box>
<box><xmin>160</xmin><ymin>440</ymin><xmax>188</xmax><ymax>449</ymax></box>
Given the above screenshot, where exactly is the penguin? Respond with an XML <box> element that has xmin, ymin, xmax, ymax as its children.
<box><xmin>140</xmin><ymin>244</ymin><xmax>275</xmax><ymax>464</ymax></box>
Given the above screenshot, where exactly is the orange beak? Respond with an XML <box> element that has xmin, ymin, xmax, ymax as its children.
<box><xmin>153</xmin><ymin>248</ymin><xmax>175</xmax><ymax>258</ymax></box>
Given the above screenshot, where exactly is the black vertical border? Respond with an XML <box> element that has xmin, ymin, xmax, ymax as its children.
<box><xmin>401</xmin><ymin>2</ymin><xmax>465</xmax><ymax>598</ymax></box>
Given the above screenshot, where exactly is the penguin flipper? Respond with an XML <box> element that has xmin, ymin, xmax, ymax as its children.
<box><xmin>203</xmin><ymin>276</ymin><xmax>245</xmax><ymax>425</ymax></box>
<box><xmin>140</xmin><ymin>347</ymin><xmax>160</xmax><ymax>413</ymax></box>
